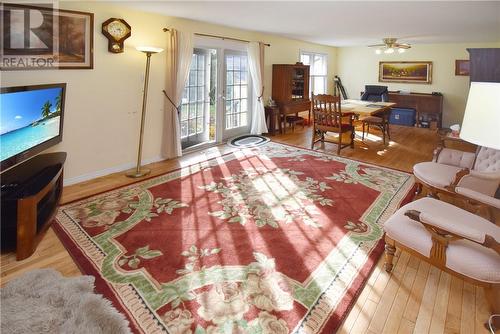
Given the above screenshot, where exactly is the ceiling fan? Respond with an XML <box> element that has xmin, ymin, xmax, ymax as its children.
<box><xmin>368</xmin><ymin>38</ymin><xmax>411</xmax><ymax>54</ymax></box>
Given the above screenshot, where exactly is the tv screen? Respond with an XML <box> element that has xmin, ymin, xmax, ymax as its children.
<box><xmin>1</xmin><ymin>83</ymin><xmax>66</xmax><ymax>171</ymax></box>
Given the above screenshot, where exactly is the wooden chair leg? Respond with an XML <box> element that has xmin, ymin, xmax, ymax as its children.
<box><xmin>483</xmin><ymin>285</ymin><xmax>500</xmax><ymax>330</ymax></box>
<box><xmin>311</xmin><ymin>126</ymin><xmax>316</xmax><ymax>149</ymax></box>
<box><xmin>386</xmin><ymin>122</ymin><xmax>391</xmax><ymax>140</ymax></box>
<box><xmin>382</xmin><ymin>124</ymin><xmax>386</xmax><ymax>145</ymax></box>
<box><xmin>384</xmin><ymin>239</ymin><xmax>396</xmax><ymax>273</ymax></box>
<box><xmin>362</xmin><ymin>122</ymin><xmax>365</xmax><ymax>140</ymax></box>
<box><xmin>350</xmin><ymin>130</ymin><xmax>355</xmax><ymax>148</ymax></box>
<box><xmin>415</xmin><ymin>183</ymin><xmax>423</xmax><ymax>197</ymax></box>
<box><xmin>337</xmin><ymin>132</ymin><xmax>342</xmax><ymax>155</ymax></box>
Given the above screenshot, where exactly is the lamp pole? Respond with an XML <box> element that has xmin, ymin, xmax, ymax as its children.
<box><xmin>127</xmin><ymin>47</ymin><xmax>163</xmax><ymax>178</ymax></box>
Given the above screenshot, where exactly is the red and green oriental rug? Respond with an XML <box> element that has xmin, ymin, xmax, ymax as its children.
<box><xmin>54</xmin><ymin>142</ymin><xmax>414</xmax><ymax>334</ymax></box>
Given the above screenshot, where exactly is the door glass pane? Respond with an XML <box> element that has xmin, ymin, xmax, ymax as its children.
<box><xmin>225</xmin><ymin>52</ymin><xmax>250</xmax><ymax>130</ymax></box>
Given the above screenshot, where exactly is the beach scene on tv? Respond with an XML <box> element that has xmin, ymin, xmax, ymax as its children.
<box><xmin>1</xmin><ymin>87</ymin><xmax>63</xmax><ymax>162</ymax></box>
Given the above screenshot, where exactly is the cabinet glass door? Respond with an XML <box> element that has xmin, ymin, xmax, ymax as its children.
<box><xmin>292</xmin><ymin>67</ymin><xmax>305</xmax><ymax>100</ymax></box>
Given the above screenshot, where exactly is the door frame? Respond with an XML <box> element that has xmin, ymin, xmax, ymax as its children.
<box><xmin>194</xmin><ymin>36</ymin><xmax>252</xmax><ymax>144</ymax></box>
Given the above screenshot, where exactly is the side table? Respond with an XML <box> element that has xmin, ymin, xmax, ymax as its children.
<box><xmin>265</xmin><ymin>105</ymin><xmax>282</xmax><ymax>135</ymax></box>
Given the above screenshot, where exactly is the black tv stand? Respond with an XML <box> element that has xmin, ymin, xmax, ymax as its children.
<box><xmin>1</xmin><ymin>152</ymin><xmax>66</xmax><ymax>260</ymax></box>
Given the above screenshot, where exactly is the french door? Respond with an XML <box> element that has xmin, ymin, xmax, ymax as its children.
<box><xmin>180</xmin><ymin>48</ymin><xmax>215</xmax><ymax>150</ymax></box>
<box><xmin>180</xmin><ymin>44</ymin><xmax>252</xmax><ymax>150</ymax></box>
<box><xmin>221</xmin><ymin>51</ymin><xmax>251</xmax><ymax>139</ymax></box>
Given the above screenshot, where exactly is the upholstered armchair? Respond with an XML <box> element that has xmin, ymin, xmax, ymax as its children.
<box><xmin>413</xmin><ymin>145</ymin><xmax>500</xmax><ymax>220</ymax></box>
<box><xmin>384</xmin><ymin>197</ymin><xmax>500</xmax><ymax>330</ymax></box>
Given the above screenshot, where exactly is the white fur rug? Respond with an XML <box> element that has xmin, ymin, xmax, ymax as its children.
<box><xmin>1</xmin><ymin>269</ymin><xmax>131</xmax><ymax>334</ymax></box>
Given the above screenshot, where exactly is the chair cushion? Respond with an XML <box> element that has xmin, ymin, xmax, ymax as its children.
<box><xmin>317</xmin><ymin>123</ymin><xmax>353</xmax><ymax>132</ymax></box>
<box><xmin>286</xmin><ymin>116</ymin><xmax>304</xmax><ymax>122</ymax></box>
<box><xmin>384</xmin><ymin>197</ymin><xmax>500</xmax><ymax>283</ymax></box>
<box><xmin>435</xmin><ymin>148</ymin><xmax>475</xmax><ymax>168</ymax></box>
<box><xmin>413</xmin><ymin>162</ymin><xmax>463</xmax><ymax>189</ymax></box>
<box><xmin>360</xmin><ymin>116</ymin><xmax>383</xmax><ymax>124</ymax></box>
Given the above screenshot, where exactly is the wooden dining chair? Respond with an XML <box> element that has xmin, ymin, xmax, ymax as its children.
<box><xmin>311</xmin><ymin>93</ymin><xmax>356</xmax><ymax>155</ymax></box>
<box><xmin>360</xmin><ymin>108</ymin><xmax>391</xmax><ymax>145</ymax></box>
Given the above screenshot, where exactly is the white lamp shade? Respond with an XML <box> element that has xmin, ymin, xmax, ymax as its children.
<box><xmin>136</xmin><ymin>46</ymin><xmax>164</xmax><ymax>54</ymax></box>
<box><xmin>460</xmin><ymin>82</ymin><xmax>500</xmax><ymax>150</ymax></box>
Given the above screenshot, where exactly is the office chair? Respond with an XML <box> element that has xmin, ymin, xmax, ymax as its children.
<box><xmin>361</xmin><ymin>85</ymin><xmax>389</xmax><ymax>102</ymax></box>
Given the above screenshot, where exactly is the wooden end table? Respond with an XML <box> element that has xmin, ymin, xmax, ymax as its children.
<box><xmin>265</xmin><ymin>105</ymin><xmax>282</xmax><ymax>135</ymax></box>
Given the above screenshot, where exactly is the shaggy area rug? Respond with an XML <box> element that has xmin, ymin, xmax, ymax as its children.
<box><xmin>1</xmin><ymin>269</ymin><xmax>131</xmax><ymax>334</ymax></box>
<box><xmin>53</xmin><ymin>142</ymin><xmax>414</xmax><ymax>333</ymax></box>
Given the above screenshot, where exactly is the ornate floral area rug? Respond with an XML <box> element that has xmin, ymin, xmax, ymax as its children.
<box><xmin>53</xmin><ymin>142</ymin><xmax>414</xmax><ymax>334</ymax></box>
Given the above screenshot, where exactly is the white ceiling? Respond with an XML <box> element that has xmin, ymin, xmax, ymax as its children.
<box><xmin>121</xmin><ymin>1</ymin><xmax>500</xmax><ymax>47</ymax></box>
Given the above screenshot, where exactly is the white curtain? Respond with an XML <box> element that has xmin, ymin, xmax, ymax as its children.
<box><xmin>248</xmin><ymin>42</ymin><xmax>268</xmax><ymax>134</ymax></box>
<box><xmin>163</xmin><ymin>29</ymin><xmax>194</xmax><ymax>159</ymax></box>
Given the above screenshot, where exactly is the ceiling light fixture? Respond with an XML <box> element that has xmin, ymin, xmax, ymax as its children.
<box><xmin>369</xmin><ymin>38</ymin><xmax>411</xmax><ymax>55</ymax></box>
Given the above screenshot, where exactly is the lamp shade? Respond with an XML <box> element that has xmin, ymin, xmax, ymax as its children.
<box><xmin>459</xmin><ymin>82</ymin><xmax>500</xmax><ymax>150</ymax></box>
<box><xmin>136</xmin><ymin>46</ymin><xmax>164</xmax><ymax>54</ymax></box>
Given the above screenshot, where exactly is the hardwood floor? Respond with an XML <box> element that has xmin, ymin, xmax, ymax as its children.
<box><xmin>0</xmin><ymin>125</ymin><xmax>491</xmax><ymax>334</ymax></box>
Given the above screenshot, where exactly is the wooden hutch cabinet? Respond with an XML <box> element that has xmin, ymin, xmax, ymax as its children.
<box><xmin>272</xmin><ymin>64</ymin><xmax>311</xmax><ymax>116</ymax></box>
<box><xmin>467</xmin><ymin>48</ymin><xmax>500</xmax><ymax>83</ymax></box>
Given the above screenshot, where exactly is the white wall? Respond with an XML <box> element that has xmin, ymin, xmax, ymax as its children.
<box><xmin>1</xmin><ymin>1</ymin><xmax>337</xmax><ymax>184</ymax></box>
<box><xmin>337</xmin><ymin>43</ymin><xmax>500</xmax><ymax>127</ymax></box>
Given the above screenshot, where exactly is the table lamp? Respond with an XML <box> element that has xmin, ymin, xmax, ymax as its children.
<box><xmin>460</xmin><ymin>82</ymin><xmax>500</xmax><ymax>150</ymax></box>
<box><xmin>127</xmin><ymin>46</ymin><xmax>164</xmax><ymax>178</ymax></box>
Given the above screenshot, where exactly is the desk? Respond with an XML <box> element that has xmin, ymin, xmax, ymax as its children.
<box><xmin>340</xmin><ymin>99</ymin><xmax>396</xmax><ymax>117</ymax></box>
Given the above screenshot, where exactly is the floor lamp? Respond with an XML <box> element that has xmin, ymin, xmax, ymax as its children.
<box><xmin>127</xmin><ymin>46</ymin><xmax>164</xmax><ymax>178</ymax></box>
<box><xmin>459</xmin><ymin>82</ymin><xmax>500</xmax><ymax>150</ymax></box>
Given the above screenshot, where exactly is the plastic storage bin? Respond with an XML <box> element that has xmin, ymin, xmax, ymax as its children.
<box><xmin>389</xmin><ymin>108</ymin><xmax>416</xmax><ymax>127</ymax></box>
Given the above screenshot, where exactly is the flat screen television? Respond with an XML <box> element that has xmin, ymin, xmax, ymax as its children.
<box><xmin>1</xmin><ymin>83</ymin><xmax>66</xmax><ymax>171</ymax></box>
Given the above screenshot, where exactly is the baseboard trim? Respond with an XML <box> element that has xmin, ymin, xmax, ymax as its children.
<box><xmin>63</xmin><ymin>155</ymin><xmax>164</xmax><ymax>186</ymax></box>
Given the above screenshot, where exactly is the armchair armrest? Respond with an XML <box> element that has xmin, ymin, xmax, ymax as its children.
<box><xmin>455</xmin><ymin>187</ymin><xmax>500</xmax><ymax>209</ymax></box>
<box><xmin>469</xmin><ymin>170</ymin><xmax>500</xmax><ymax>179</ymax></box>
<box><xmin>453</xmin><ymin>171</ymin><xmax>500</xmax><ymax>198</ymax></box>
<box><xmin>405</xmin><ymin>210</ymin><xmax>500</xmax><ymax>256</ymax></box>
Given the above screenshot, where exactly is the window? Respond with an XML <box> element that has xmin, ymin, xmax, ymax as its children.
<box><xmin>300</xmin><ymin>51</ymin><xmax>328</xmax><ymax>95</ymax></box>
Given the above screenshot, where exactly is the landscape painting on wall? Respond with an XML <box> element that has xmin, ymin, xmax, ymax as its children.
<box><xmin>379</xmin><ymin>61</ymin><xmax>432</xmax><ymax>84</ymax></box>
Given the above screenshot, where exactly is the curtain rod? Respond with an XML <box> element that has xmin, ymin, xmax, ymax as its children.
<box><xmin>162</xmin><ymin>28</ymin><xmax>270</xmax><ymax>47</ymax></box>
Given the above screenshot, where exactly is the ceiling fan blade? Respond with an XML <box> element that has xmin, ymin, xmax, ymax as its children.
<box><xmin>368</xmin><ymin>44</ymin><xmax>385</xmax><ymax>47</ymax></box>
<box><xmin>395</xmin><ymin>43</ymin><xmax>411</xmax><ymax>49</ymax></box>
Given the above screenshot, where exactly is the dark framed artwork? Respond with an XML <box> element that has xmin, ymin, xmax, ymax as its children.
<box><xmin>1</xmin><ymin>3</ymin><xmax>93</xmax><ymax>70</ymax></box>
<box><xmin>455</xmin><ymin>60</ymin><xmax>470</xmax><ymax>76</ymax></box>
<box><xmin>379</xmin><ymin>61</ymin><xmax>433</xmax><ymax>84</ymax></box>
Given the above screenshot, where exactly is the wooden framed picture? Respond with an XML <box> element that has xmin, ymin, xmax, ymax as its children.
<box><xmin>379</xmin><ymin>61</ymin><xmax>433</xmax><ymax>84</ymax></box>
<box><xmin>455</xmin><ymin>60</ymin><xmax>470</xmax><ymax>76</ymax></box>
<box><xmin>1</xmin><ymin>3</ymin><xmax>93</xmax><ymax>70</ymax></box>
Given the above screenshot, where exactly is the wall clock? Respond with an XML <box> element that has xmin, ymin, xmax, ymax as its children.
<box><xmin>102</xmin><ymin>18</ymin><xmax>131</xmax><ymax>53</ymax></box>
